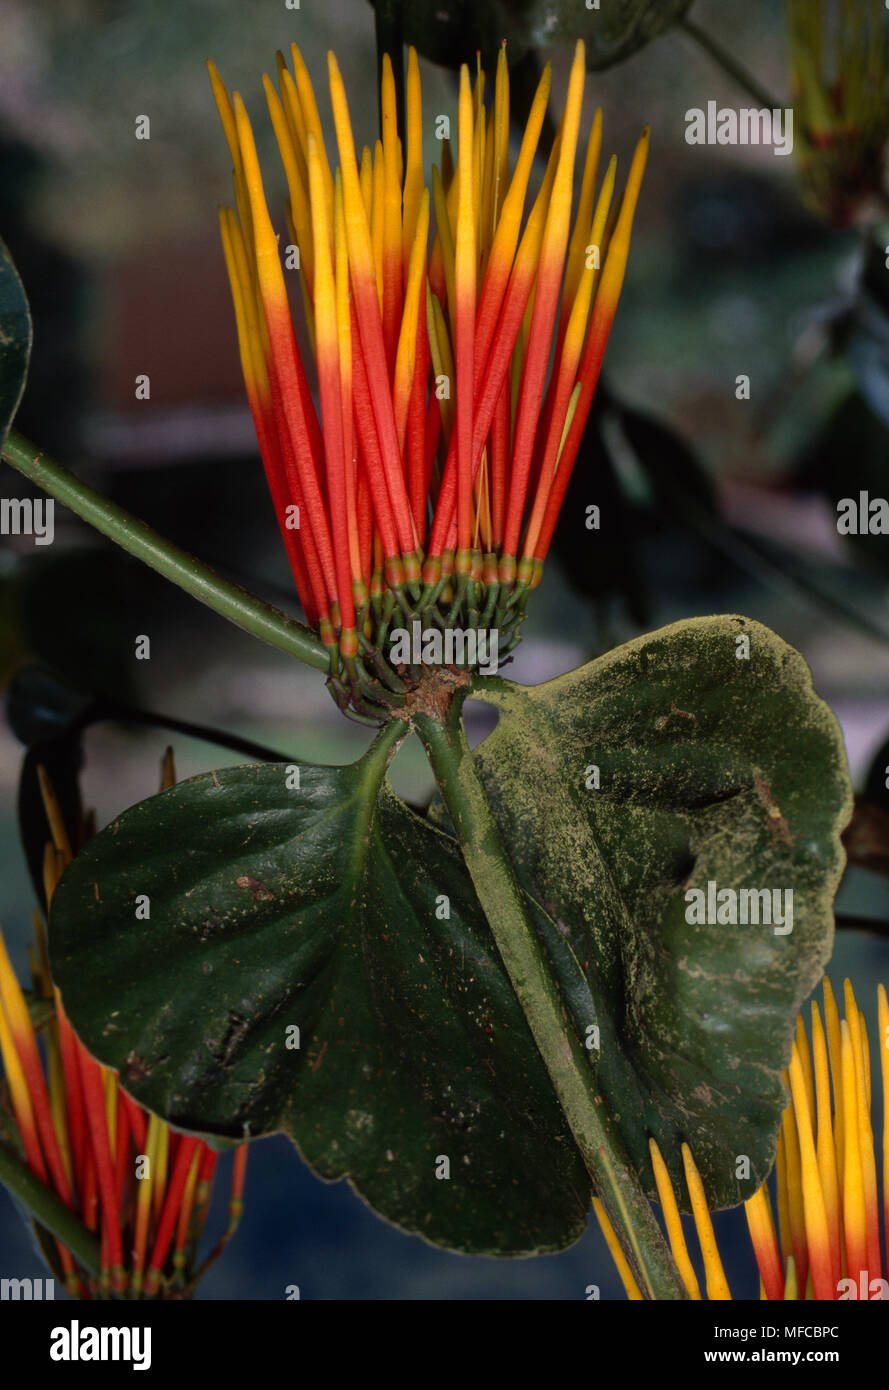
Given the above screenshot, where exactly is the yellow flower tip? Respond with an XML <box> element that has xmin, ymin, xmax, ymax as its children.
<box><xmin>648</xmin><ymin>1137</ymin><xmax>702</xmax><ymax>1299</ymax></box>
<box><xmin>591</xmin><ymin>1198</ymin><xmax>643</xmax><ymax>1301</ymax></box>
<box><xmin>680</xmin><ymin>1141</ymin><xmax>732</xmax><ymax>1301</ymax></box>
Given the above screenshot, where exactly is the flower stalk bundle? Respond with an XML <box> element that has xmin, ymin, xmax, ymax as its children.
<box><xmin>209</xmin><ymin>41</ymin><xmax>647</xmax><ymax>719</ymax></box>
<box><xmin>597</xmin><ymin>978</ymin><xmax>889</xmax><ymax>1300</ymax></box>
<box><xmin>0</xmin><ymin>758</ymin><xmax>247</xmax><ymax>1299</ymax></box>
<box><xmin>789</xmin><ymin>0</ymin><xmax>889</xmax><ymax>225</ymax></box>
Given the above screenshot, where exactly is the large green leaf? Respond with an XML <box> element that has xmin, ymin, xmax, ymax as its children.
<box><xmin>375</xmin><ymin>0</ymin><xmax>693</xmax><ymax>71</ymax></box>
<box><xmin>0</xmin><ymin>238</ymin><xmax>32</xmax><ymax>450</ymax></box>
<box><xmin>49</xmin><ymin>733</ymin><xmax>592</xmax><ymax>1256</ymax></box>
<box><xmin>467</xmin><ymin>615</ymin><xmax>851</xmax><ymax>1207</ymax></box>
<box><xmin>50</xmin><ymin>614</ymin><xmax>851</xmax><ymax>1244</ymax></box>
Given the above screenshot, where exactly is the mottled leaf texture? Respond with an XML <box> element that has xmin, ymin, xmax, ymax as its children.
<box><xmin>50</xmin><ymin>748</ymin><xmax>592</xmax><ymax>1256</ymax></box>
<box><xmin>51</xmin><ymin>615</ymin><xmax>851</xmax><ymax>1248</ymax></box>
<box><xmin>376</xmin><ymin>0</ymin><xmax>693</xmax><ymax>70</ymax></box>
<box><xmin>0</xmin><ymin>238</ymin><xmax>32</xmax><ymax>449</ymax></box>
<box><xmin>470</xmin><ymin>616</ymin><xmax>851</xmax><ymax>1208</ymax></box>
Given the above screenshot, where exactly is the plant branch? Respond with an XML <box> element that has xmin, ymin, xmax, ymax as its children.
<box><xmin>413</xmin><ymin>700</ymin><xmax>687</xmax><ymax>1301</ymax></box>
<box><xmin>1</xmin><ymin>430</ymin><xmax>329</xmax><ymax>673</ymax></box>
<box><xmin>0</xmin><ymin>1137</ymin><xmax>101</xmax><ymax>1276</ymax></box>
<box><xmin>680</xmin><ymin>16</ymin><xmax>783</xmax><ymax>111</ymax></box>
<box><xmin>86</xmin><ymin>697</ymin><xmax>299</xmax><ymax>764</ymax></box>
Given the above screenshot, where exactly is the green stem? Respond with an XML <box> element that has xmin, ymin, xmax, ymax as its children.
<box><xmin>413</xmin><ymin>700</ymin><xmax>687</xmax><ymax>1301</ymax></box>
<box><xmin>680</xmin><ymin>17</ymin><xmax>783</xmax><ymax>112</ymax></box>
<box><xmin>0</xmin><ymin>1138</ymin><xmax>101</xmax><ymax>1276</ymax></box>
<box><xmin>1</xmin><ymin>430</ymin><xmax>329</xmax><ymax>673</ymax></box>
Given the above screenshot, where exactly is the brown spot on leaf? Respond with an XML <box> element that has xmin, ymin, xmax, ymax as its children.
<box><xmin>753</xmin><ymin>771</ymin><xmax>795</xmax><ymax>846</ymax></box>
<box><xmin>235</xmin><ymin>875</ymin><xmax>275</xmax><ymax>901</ymax></box>
<box><xmin>124</xmin><ymin>1051</ymin><xmax>152</xmax><ymax>1085</ymax></box>
<box><xmin>220</xmin><ymin>1014</ymin><xmax>249</xmax><ymax>1067</ymax></box>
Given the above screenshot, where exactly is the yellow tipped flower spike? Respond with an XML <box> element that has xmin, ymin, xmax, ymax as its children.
<box><xmin>0</xmin><ymin>760</ymin><xmax>248</xmax><ymax>1300</ymax></box>
<box><xmin>598</xmin><ymin>978</ymin><xmax>889</xmax><ymax>1300</ymax></box>
<box><xmin>209</xmin><ymin>44</ymin><xmax>647</xmax><ymax>718</ymax></box>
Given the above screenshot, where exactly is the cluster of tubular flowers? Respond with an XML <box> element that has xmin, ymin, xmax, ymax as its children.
<box><xmin>595</xmin><ymin>977</ymin><xmax>889</xmax><ymax>1301</ymax></box>
<box><xmin>0</xmin><ymin>759</ymin><xmax>246</xmax><ymax>1299</ymax></box>
<box><xmin>789</xmin><ymin>0</ymin><xmax>889</xmax><ymax>225</ymax></box>
<box><xmin>209</xmin><ymin>41</ymin><xmax>647</xmax><ymax>719</ymax></box>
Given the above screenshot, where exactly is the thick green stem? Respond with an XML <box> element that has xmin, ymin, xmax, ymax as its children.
<box><xmin>414</xmin><ymin>700</ymin><xmax>687</xmax><ymax>1301</ymax></box>
<box><xmin>1</xmin><ymin>430</ymin><xmax>329</xmax><ymax>673</ymax></box>
<box><xmin>0</xmin><ymin>1138</ymin><xmax>101</xmax><ymax>1276</ymax></box>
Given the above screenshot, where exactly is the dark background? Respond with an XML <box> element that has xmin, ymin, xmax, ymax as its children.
<box><xmin>1</xmin><ymin>0</ymin><xmax>888</xmax><ymax>1299</ymax></box>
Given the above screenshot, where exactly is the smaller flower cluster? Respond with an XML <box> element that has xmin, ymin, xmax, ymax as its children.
<box><xmin>0</xmin><ymin>758</ymin><xmax>246</xmax><ymax>1298</ymax></box>
<box><xmin>789</xmin><ymin>0</ymin><xmax>889</xmax><ymax>225</ymax></box>
<box><xmin>595</xmin><ymin>977</ymin><xmax>889</xmax><ymax>1300</ymax></box>
<box><xmin>746</xmin><ymin>977</ymin><xmax>888</xmax><ymax>1301</ymax></box>
<box><xmin>210</xmin><ymin>41</ymin><xmax>647</xmax><ymax>718</ymax></box>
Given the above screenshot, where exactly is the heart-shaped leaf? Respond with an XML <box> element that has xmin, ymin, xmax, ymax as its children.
<box><xmin>467</xmin><ymin>616</ymin><xmax>851</xmax><ymax>1207</ymax></box>
<box><xmin>50</xmin><ymin>615</ymin><xmax>851</xmax><ymax>1242</ymax></box>
<box><xmin>0</xmin><ymin>238</ymin><xmax>32</xmax><ymax>450</ymax></box>
<box><xmin>49</xmin><ymin>731</ymin><xmax>592</xmax><ymax>1256</ymax></box>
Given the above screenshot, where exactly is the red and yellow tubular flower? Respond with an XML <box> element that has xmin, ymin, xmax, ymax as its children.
<box><xmin>747</xmin><ymin>978</ymin><xmax>888</xmax><ymax>1301</ymax></box>
<box><xmin>0</xmin><ymin>759</ymin><xmax>247</xmax><ymax>1300</ymax></box>
<box><xmin>595</xmin><ymin>978</ymin><xmax>889</xmax><ymax>1301</ymax></box>
<box><xmin>209</xmin><ymin>42</ymin><xmax>648</xmax><ymax>717</ymax></box>
<box><xmin>789</xmin><ymin>0</ymin><xmax>889</xmax><ymax>226</ymax></box>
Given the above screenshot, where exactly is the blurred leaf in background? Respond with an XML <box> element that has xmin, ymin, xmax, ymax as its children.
<box><xmin>795</xmin><ymin>388</ymin><xmax>889</xmax><ymax>578</ymax></box>
<box><xmin>373</xmin><ymin>0</ymin><xmax>694</xmax><ymax>71</ymax></box>
<box><xmin>843</xmin><ymin>223</ymin><xmax>889</xmax><ymax>431</ymax></box>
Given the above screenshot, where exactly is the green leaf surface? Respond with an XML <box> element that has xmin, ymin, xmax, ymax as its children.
<box><xmin>470</xmin><ymin>615</ymin><xmax>851</xmax><ymax>1208</ymax></box>
<box><xmin>49</xmin><ymin>730</ymin><xmax>592</xmax><ymax>1256</ymax></box>
<box><xmin>375</xmin><ymin>0</ymin><xmax>693</xmax><ymax>71</ymax></box>
<box><xmin>0</xmin><ymin>239</ymin><xmax>32</xmax><ymax>450</ymax></box>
